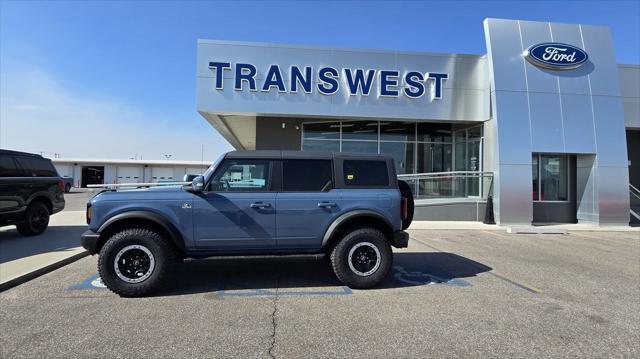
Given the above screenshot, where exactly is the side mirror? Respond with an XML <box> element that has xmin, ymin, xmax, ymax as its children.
<box><xmin>188</xmin><ymin>175</ymin><xmax>205</xmax><ymax>192</ymax></box>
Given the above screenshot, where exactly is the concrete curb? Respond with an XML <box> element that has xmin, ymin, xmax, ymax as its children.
<box><xmin>0</xmin><ymin>251</ymin><xmax>89</xmax><ymax>292</ymax></box>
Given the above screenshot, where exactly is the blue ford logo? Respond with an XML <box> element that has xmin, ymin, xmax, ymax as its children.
<box><xmin>525</xmin><ymin>43</ymin><xmax>588</xmax><ymax>70</ymax></box>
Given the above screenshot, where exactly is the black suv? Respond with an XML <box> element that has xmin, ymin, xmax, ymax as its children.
<box><xmin>0</xmin><ymin>150</ymin><xmax>66</xmax><ymax>236</ymax></box>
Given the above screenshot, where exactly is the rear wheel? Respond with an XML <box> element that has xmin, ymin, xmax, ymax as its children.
<box><xmin>16</xmin><ymin>201</ymin><xmax>50</xmax><ymax>236</ymax></box>
<box><xmin>65</xmin><ymin>183</ymin><xmax>71</xmax><ymax>193</ymax></box>
<box><xmin>330</xmin><ymin>227</ymin><xmax>392</xmax><ymax>289</ymax></box>
<box><xmin>98</xmin><ymin>227</ymin><xmax>173</xmax><ymax>297</ymax></box>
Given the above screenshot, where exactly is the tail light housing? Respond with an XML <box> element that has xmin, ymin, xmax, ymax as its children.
<box><xmin>57</xmin><ymin>180</ymin><xmax>65</xmax><ymax>193</ymax></box>
<box><xmin>401</xmin><ymin>197</ymin><xmax>408</xmax><ymax>220</ymax></box>
<box><xmin>86</xmin><ymin>204</ymin><xmax>92</xmax><ymax>224</ymax></box>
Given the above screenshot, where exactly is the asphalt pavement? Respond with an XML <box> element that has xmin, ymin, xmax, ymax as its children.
<box><xmin>1</xmin><ymin>229</ymin><xmax>638</xmax><ymax>358</ymax></box>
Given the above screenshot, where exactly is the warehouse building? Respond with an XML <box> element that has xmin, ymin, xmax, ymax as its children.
<box><xmin>196</xmin><ymin>18</ymin><xmax>639</xmax><ymax>225</ymax></box>
<box><xmin>52</xmin><ymin>158</ymin><xmax>208</xmax><ymax>188</ymax></box>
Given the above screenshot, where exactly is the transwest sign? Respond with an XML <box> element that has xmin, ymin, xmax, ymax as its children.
<box><xmin>525</xmin><ymin>43</ymin><xmax>588</xmax><ymax>70</ymax></box>
<box><xmin>208</xmin><ymin>62</ymin><xmax>449</xmax><ymax>100</ymax></box>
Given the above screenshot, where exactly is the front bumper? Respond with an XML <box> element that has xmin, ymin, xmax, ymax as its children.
<box><xmin>81</xmin><ymin>230</ymin><xmax>101</xmax><ymax>255</ymax></box>
<box><xmin>391</xmin><ymin>230</ymin><xmax>409</xmax><ymax>248</ymax></box>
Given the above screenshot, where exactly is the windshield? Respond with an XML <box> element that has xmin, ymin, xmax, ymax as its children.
<box><xmin>202</xmin><ymin>153</ymin><xmax>225</xmax><ymax>182</ymax></box>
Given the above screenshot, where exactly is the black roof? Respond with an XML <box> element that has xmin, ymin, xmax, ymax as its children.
<box><xmin>224</xmin><ymin>150</ymin><xmax>393</xmax><ymax>161</ymax></box>
<box><xmin>0</xmin><ymin>149</ymin><xmax>44</xmax><ymax>158</ymax></box>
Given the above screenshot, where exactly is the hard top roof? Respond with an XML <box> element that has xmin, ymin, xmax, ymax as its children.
<box><xmin>224</xmin><ymin>150</ymin><xmax>393</xmax><ymax>161</ymax></box>
<box><xmin>0</xmin><ymin>149</ymin><xmax>44</xmax><ymax>158</ymax></box>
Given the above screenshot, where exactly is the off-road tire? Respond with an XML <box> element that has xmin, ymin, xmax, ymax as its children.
<box><xmin>16</xmin><ymin>201</ymin><xmax>50</xmax><ymax>236</ymax></box>
<box><xmin>98</xmin><ymin>227</ymin><xmax>173</xmax><ymax>297</ymax></box>
<box><xmin>330</xmin><ymin>227</ymin><xmax>392</xmax><ymax>289</ymax></box>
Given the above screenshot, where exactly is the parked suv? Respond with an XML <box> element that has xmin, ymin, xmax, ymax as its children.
<box><xmin>81</xmin><ymin>151</ymin><xmax>414</xmax><ymax>296</ymax></box>
<box><xmin>0</xmin><ymin>150</ymin><xmax>66</xmax><ymax>235</ymax></box>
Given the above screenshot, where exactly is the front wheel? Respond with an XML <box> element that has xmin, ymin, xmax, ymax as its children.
<box><xmin>330</xmin><ymin>228</ymin><xmax>392</xmax><ymax>289</ymax></box>
<box><xmin>98</xmin><ymin>228</ymin><xmax>173</xmax><ymax>297</ymax></box>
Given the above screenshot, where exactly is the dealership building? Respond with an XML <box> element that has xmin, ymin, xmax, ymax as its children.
<box><xmin>196</xmin><ymin>18</ymin><xmax>639</xmax><ymax>226</ymax></box>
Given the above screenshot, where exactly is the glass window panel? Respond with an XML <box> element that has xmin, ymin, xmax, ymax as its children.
<box><xmin>210</xmin><ymin>160</ymin><xmax>270</xmax><ymax>192</ymax></box>
<box><xmin>417</xmin><ymin>143</ymin><xmax>452</xmax><ymax>173</ymax></box>
<box><xmin>283</xmin><ymin>160</ymin><xmax>333</xmax><ymax>192</ymax></box>
<box><xmin>343</xmin><ymin>160</ymin><xmax>389</xmax><ymax>187</ymax></box>
<box><xmin>303</xmin><ymin>122</ymin><xmax>340</xmax><ymax>140</ymax></box>
<box><xmin>540</xmin><ymin>154</ymin><xmax>568</xmax><ymax>201</ymax></box>
<box><xmin>380</xmin><ymin>142</ymin><xmax>415</xmax><ymax>174</ymax></box>
<box><xmin>532</xmin><ymin>154</ymin><xmax>539</xmax><ymax>200</ymax></box>
<box><xmin>454</xmin><ymin>142</ymin><xmax>466</xmax><ymax>171</ymax></box>
<box><xmin>467</xmin><ymin>125</ymin><xmax>482</xmax><ymax>141</ymax></box>
<box><xmin>341</xmin><ymin>121</ymin><xmax>378</xmax><ymax>141</ymax></box>
<box><xmin>417</xmin><ymin>123</ymin><xmax>452</xmax><ymax>142</ymax></box>
<box><xmin>380</xmin><ymin>121</ymin><xmax>415</xmax><ymax>142</ymax></box>
<box><xmin>341</xmin><ymin>140</ymin><xmax>378</xmax><ymax>154</ymax></box>
<box><xmin>303</xmin><ymin>140</ymin><xmax>340</xmax><ymax>152</ymax></box>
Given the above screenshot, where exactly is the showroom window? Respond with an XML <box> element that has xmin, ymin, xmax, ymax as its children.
<box><xmin>302</xmin><ymin>120</ymin><xmax>466</xmax><ymax>175</ymax></box>
<box><xmin>532</xmin><ymin>153</ymin><xmax>568</xmax><ymax>201</ymax></box>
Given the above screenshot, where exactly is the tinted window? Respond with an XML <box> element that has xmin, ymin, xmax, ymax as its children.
<box><xmin>210</xmin><ymin>160</ymin><xmax>271</xmax><ymax>192</ymax></box>
<box><xmin>343</xmin><ymin>160</ymin><xmax>389</xmax><ymax>187</ymax></box>
<box><xmin>0</xmin><ymin>155</ymin><xmax>22</xmax><ymax>177</ymax></box>
<box><xmin>15</xmin><ymin>157</ymin><xmax>57</xmax><ymax>177</ymax></box>
<box><xmin>283</xmin><ymin>160</ymin><xmax>332</xmax><ymax>192</ymax></box>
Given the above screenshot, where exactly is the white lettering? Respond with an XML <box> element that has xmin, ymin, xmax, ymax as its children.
<box><xmin>542</xmin><ymin>47</ymin><xmax>577</xmax><ymax>63</ymax></box>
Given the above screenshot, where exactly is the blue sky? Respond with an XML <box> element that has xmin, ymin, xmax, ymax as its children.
<box><xmin>1</xmin><ymin>0</ymin><xmax>638</xmax><ymax>160</ymax></box>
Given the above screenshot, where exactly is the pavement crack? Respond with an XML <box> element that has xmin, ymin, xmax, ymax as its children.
<box><xmin>268</xmin><ymin>273</ymin><xmax>279</xmax><ymax>359</ymax></box>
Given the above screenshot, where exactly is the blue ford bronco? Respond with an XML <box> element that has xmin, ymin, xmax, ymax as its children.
<box><xmin>81</xmin><ymin>151</ymin><xmax>414</xmax><ymax>296</ymax></box>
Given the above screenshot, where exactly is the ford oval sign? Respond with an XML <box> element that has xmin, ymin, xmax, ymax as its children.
<box><xmin>525</xmin><ymin>43</ymin><xmax>588</xmax><ymax>70</ymax></box>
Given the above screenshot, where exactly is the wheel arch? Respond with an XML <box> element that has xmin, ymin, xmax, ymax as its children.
<box><xmin>96</xmin><ymin>211</ymin><xmax>185</xmax><ymax>256</ymax></box>
<box><xmin>321</xmin><ymin>210</ymin><xmax>394</xmax><ymax>251</ymax></box>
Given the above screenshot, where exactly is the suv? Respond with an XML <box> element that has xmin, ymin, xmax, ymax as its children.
<box><xmin>81</xmin><ymin>151</ymin><xmax>414</xmax><ymax>297</ymax></box>
<box><xmin>0</xmin><ymin>149</ymin><xmax>66</xmax><ymax>235</ymax></box>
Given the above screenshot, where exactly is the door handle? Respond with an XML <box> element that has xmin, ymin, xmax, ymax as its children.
<box><xmin>250</xmin><ymin>202</ymin><xmax>271</xmax><ymax>209</ymax></box>
<box><xmin>317</xmin><ymin>202</ymin><xmax>337</xmax><ymax>208</ymax></box>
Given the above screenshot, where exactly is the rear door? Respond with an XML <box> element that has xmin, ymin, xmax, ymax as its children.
<box><xmin>0</xmin><ymin>155</ymin><xmax>26</xmax><ymax>218</ymax></box>
<box><xmin>276</xmin><ymin>159</ymin><xmax>340</xmax><ymax>250</ymax></box>
<box><xmin>193</xmin><ymin>158</ymin><xmax>276</xmax><ymax>250</ymax></box>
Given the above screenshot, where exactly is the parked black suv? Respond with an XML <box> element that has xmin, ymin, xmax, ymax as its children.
<box><xmin>0</xmin><ymin>150</ymin><xmax>66</xmax><ymax>236</ymax></box>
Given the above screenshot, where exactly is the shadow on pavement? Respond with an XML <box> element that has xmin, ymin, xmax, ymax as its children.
<box><xmin>0</xmin><ymin>225</ymin><xmax>87</xmax><ymax>263</ymax></box>
<box><xmin>157</xmin><ymin>252</ymin><xmax>492</xmax><ymax>297</ymax></box>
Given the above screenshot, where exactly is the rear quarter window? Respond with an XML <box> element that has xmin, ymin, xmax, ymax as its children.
<box><xmin>16</xmin><ymin>157</ymin><xmax>58</xmax><ymax>177</ymax></box>
<box><xmin>343</xmin><ymin>160</ymin><xmax>389</xmax><ymax>187</ymax></box>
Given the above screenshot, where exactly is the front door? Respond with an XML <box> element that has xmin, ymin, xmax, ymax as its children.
<box><xmin>276</xmin><ymin>159</ymin><xmax>340</xmax><ymax>250</ymax></box>
<box><xmin>193</xmin><ymin>159</ymin><xmax>276</xmax><ymax>251</ymax></box>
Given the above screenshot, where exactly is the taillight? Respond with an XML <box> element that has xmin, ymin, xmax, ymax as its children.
<box><xmin>86</xmin><ymin>204</ymin><xmax>92</xmax><ymax>224</ymax></box>
<box><xmin>401</xmin><ymin>197</ymin><xmax>408</xmax><ymax>220</ymax></box>
<box><xmin>57</xmin><ymin>180</ymin><xmax>65</xmax><ymax>192</ymax></box>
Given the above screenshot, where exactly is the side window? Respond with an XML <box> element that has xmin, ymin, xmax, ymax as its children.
<box><xmin>283</xmin><ymin>159</ymin><xmax>333</xmax><ymax>192</ymax></box>
<box><xmin>15</xmin><ymin>157</ymin><xmax>57</xmax><ymax>177</ymax></box>
<box><xmin>0</xmin><ymin>155</ymin><xmax>22</xmax><ymax>177</ymax></box>
<box><xmin>209</xmin><ymin>160</ymin><xmax>271</xmax><ymax>192</ymax></box>
<box><xmin>343</xmin><ymin>160</ymin><xmax>389</xmax><ymax>187</ymax></box>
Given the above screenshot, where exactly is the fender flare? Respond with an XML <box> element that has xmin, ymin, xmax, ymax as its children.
<box><xmin>98</xmin><ymin>210</ymin><xmax>185</xmax><ymax>251</ymax></box>
<box><xmin>321</xmin><ymin>210</ymin><xmax>394</xmax><ymax>248</ymax></box>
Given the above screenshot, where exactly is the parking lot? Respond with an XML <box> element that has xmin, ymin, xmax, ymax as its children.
<box><xmin>1</xmin><ymin>229</ymin><xmax>638</xmax><ymax>358</ymax></box>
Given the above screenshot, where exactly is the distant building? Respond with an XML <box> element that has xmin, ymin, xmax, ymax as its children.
<box><xmin>51</xmin><ymin>158</ymin><xmax>209</xmax><ymax>187</ymax></box>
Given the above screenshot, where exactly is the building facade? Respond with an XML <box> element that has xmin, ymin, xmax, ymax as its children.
<box><xmin>196</xmin><ymin>18</ymin><xmax>639</xmax><ymax>226</ymax></box>
<box><xmin>52</xmin><ymin>159</ymin><xmax>208</xmax><ymax>187</ymax></box>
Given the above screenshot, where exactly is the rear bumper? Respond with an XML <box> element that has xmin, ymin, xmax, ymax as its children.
<box><xmin>81</xmin><ymin>230</ymin><xmax>100</xmax><ymax>255</ymax></box>
<box><xmin>52</xmin><ymin>200</ymin><xmax>65</xmax><ymax>215</ymax></box>
<box><xmin>391</xmin><ymin>230</ymin><xmax>409</xmax><ymax>248</ymax></box>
